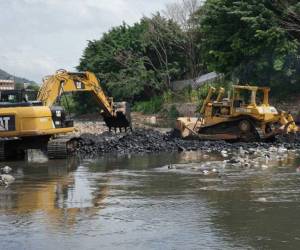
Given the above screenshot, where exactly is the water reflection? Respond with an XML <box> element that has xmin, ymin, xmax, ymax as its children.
<box><xmin>0</xmin><ymin>158</ymin><xmax>109</xmax><ymax>229</ymax></box>
<box><xmin>0</xmin><ymin>151</ymin><xmax>299</xmax><ymax>249</ymax></box>
<box><xmin>0</xmin><ymin>153</ymin><xmax>181</xmax><ymax>228</ymax></box>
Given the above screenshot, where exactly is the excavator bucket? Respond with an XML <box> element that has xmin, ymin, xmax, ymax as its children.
<box><xmin>102</xmin><ymin>102</ymin><xmax>131</xmax><ymax>131</ymax></box>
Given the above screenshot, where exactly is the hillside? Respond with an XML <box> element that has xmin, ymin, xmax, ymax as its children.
<box><xmin>0</xmin><ymin>68</ymin><xmax>35</xmax><ymax>84</ymax></box>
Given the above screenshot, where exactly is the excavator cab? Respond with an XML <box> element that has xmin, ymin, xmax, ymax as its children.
<box><xmin>0</xmin><ymin>89</ymin><xmax>40</xmax><ymax>106</ymax></box>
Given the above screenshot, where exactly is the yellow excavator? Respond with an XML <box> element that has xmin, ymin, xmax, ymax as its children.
<box><xmin>176</xmin><ymin>85</ymin><xmax>298</xmax><ymax>141</ymax></box>
<box><xmin>0</xmin><ymin>69</ymin><xmax>131</xmax><ymax>160</ymax></box>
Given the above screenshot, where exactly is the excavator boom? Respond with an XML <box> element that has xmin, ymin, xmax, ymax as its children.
<box><xmin>37</xmin><ymin>70</ymin><xmax>131</xmax><ymax>131</ymax></box>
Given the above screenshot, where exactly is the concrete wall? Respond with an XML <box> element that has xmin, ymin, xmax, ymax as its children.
<box><xmin>164</xmin><ymin>103</ymin><xmax>198</xmax><ymax>116</ymax></box>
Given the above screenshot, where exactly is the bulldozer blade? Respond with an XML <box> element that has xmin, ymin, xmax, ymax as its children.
<box><xmin>280</xmin><ymin>132</ymin><xmax>299</xmax><ymax>143</ymax></box>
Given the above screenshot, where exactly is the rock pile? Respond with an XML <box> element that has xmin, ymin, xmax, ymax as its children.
<box><xmin>220</xmin><ymin>144</ymin><xmax>297</xmax><ymax>169</ymax></box>
<box><xmin>76</xmin><ymin>128</ymin><xmax>300</xmax><ymax>158</ymax></box>
<box><xmin>78</xmin><ymin>129</ymin><xmax>178</xmax><ymax>157</ymax></box>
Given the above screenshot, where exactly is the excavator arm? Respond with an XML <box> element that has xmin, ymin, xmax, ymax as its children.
<box><xmin>37</xmin><ymin>70</ymin><xmax>131</xmax><ymax>130</ymax></box>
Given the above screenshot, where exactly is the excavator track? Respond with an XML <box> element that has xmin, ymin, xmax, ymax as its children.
<box><xmin>47</xmin><ymin>137</ymin><xmax>80</xmax><ymax>159</ymax></box>
<box><xmin>47</xmin><ymin>139</ymin><xmax>68</xmax><ymax>159</ymax></box>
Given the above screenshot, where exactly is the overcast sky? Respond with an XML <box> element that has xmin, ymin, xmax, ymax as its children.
<box><xmin>0</xmin><ymin>0</ymin><xmax>174</xmax><ymax>82</ymax></box>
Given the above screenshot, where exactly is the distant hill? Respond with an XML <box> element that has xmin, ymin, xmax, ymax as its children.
<box><xmin>0</xmin><ymin>68</ymin><xmax>36</xmax><ymax>84</ymax></box>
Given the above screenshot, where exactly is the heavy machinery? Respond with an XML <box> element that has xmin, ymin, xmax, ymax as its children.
<box><xmin>176</xmin><ymin>85</ymin><xmax>298</xmax><ymax>141</ymax></box>
<box><xmin>0</xmin><ymin>69</ymin><xmax>131</xmax><ymax>160</ymax></box>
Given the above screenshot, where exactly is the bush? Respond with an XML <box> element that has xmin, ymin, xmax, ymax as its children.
<box><xmin>168</xmin><ymin>104</ymin><xmax>180</xmax><ymax>118</ymax></box>
<box><xmin>60</xmin><ymin>92</ymin><xmax>100</xmax><ymax>116</ymax></box>
<box><xmin>162</xmin><ymin>89</ymin><xmax>173</xmax><ymax>104</ymax></box>
<box><xmin>60</xmin><ymin>94</ymin><xmax>76</xmax><ymax>115</ymax></box>
<box><xmin>72</xmin><ymin>92</ymin><xmax>99</xmax><ymax>115</ymax></box>
<box><xmin>133</xmin><ymin>96</ymin><xmax>163</xmax><ymax>114</ymax></box>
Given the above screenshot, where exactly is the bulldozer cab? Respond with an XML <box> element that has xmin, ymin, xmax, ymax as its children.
<box><xmin>202</xmin><ymin>85</ymin><xmax>274</xmax><ymax>120</ymax></box>
<box><xmin>232</xmin><ymin>85</ymin><xmax>270</xmax><ymax>108</ymax></box>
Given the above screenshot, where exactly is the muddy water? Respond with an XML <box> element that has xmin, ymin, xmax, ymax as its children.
<box><xmin>0</xmin><ymin>151</ymin><xmax>300</xmax><ymax>250</ymax></box>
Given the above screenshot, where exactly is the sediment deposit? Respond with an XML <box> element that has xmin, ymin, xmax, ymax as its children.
<box><xmin>76</xmin><ymin>128</ymin><xmax>300</xmax><ymax>158</ymax></box>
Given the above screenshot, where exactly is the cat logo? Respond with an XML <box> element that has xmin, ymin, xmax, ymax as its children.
<box><xmin>0</xmin><ymin>116</ymin><xmax>15</xmax><ymax>131</ymax></box>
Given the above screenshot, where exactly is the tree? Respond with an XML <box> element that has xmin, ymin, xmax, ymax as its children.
<box><xmin>78</xmin><ymin>15</ymin><xmax>188</xmax><ymax>103</ymax></box>
<box><xmin>144</xmin><ymin>14</ymin><xmax>187</xmax><ymax>88</ymax></box>
<box><xmin>164</xmin><ymin>0</ymin><xmax>202</xmax><ymax>31</ymax></box>
<box><xmin>197</xmin><ymin>0</ymin><xmax>300</xmax><ymax>96</ymax></box>
<box><xmin>275</xmin><ymin>1</ymin><xmax>300</xmax><ymax>41</ymax></box>
<box><xmin>26</xmin><ymin>83</ymin><xmax>40</xmax><ymax>91</ymax></box>
<box><xmin>164</xmin><ymin>0</ymin><xmax>204</xmax><ymax>78</ymax></box>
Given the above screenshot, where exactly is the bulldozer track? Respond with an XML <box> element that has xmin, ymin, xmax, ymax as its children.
<box><xmin>198</xmin><ymin>117</ymin><xmax>260</xmax><ymax>142</ymax></box>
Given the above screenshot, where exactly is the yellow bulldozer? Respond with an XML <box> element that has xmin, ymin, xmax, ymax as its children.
<box><xmin>176</xmin><ymin>85</ymin><xmax>298</xmax><ymax>141</ymax></box>
<box><xmin>0</xmin><ymin>69</ymin><xmax>131</xmax><ymax>160</ymax></box>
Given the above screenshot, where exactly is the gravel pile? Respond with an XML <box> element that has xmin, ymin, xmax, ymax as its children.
<box><xmin>77</xmin><ymin>129</ymin><xmax>177</xmax><ymax>157</ymax></box>
<box><xmin>76</xmin><ymin>128</ymin><xmax>300</xmax><ymax>158</ymax></box>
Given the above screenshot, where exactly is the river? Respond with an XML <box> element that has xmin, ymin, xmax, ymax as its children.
<box><xmin>0</xmin><ymin>150</ymin><xmax>300</xmax><ymax>250</ymax></box>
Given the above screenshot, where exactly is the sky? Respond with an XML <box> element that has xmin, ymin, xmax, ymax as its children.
<box><xmin>0</xmin><ymin>0</ymin><xmax>174</xmax><ymax>82</ymax></box>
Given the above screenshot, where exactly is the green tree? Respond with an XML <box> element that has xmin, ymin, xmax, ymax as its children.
<box><xmin>198</xmin><ymin>0</ymin><xmax>300</xmax><ymax>97</ymax></box>
<box><xmin>78</xmin><ymin>14</ymin><xmax>187</xmax><ymax>103</ymax></box>
<box><xmin>276</xmin><ymin>1</ymin><xmax>300</xmax><ymax>41</ymax></box>
<box><xmin>26</xmin><ymin>83</ymin><xmax>40</xmax><ymax>91</ymax></box>
<box><xmin>164</xmin><ymin>0</ymin><xmax>204</xmax><ymax>78</ymax></box>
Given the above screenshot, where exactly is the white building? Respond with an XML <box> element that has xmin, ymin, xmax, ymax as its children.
<box><xmin>0</xmin><ymin>79</ymin><xmax>15</xmax><ymax>90</ymax></box>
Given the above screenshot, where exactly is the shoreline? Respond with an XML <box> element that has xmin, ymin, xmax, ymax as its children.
<box><xmin>75</xmin><ymin>127</ymin><xmax>300</xmax><ymax>158</ymax></box>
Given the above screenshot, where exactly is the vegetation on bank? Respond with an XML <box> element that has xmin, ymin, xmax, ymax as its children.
<box><xmin>131</xmin><ymin>79</ymin><xmax>232</xmax><ymax>115</ymax></box>
<box><xmin>72</xmin><ymin>0</ymin><xmax>300</xmax><ymax>115</ymax></box>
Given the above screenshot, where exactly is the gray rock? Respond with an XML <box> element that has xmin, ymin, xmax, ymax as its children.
<box><xmin>0</xmin><ymin>174</ymin><xmax>15</xmax><ymax>186</ymax></box>
<box><xmin>1</xmin><ymin>166</ymin><xmax>12</xmax><ymax>174</ymax></box>
<box><xmin>75</xmin><ymin>128</ymin><xmax>300</xmax><ymax>158</ymax></box>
